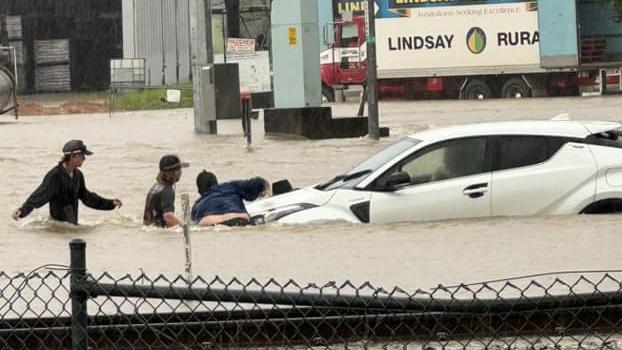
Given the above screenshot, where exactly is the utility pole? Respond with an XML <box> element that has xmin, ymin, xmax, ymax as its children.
<box><xmin>189</xmin><ymin>0</ymin><xmax>217</xmax><ymax>134</ymax></box>
<box><xmin>225</xmin><ymin>0</ymin><xmax>240</xmax><ymax>39</ymax></box>
<box><xmin>204</xmin><ymin>0</ymin><xmax>214</xmax><ymax>65</ymax></box>
<box><xmin>204</xmin><ymin>0</ymin><xmax>217</xmax><ymax>134</ymax></box>
<box><xmin>366</xmin><ymin>0</ymin><xmax>380</xmax><ymax>140</ymax></box>
<box><xmin>190</xmin><ymin>0</ymin><xmax>207</xmax><ymax>133</ymax></box>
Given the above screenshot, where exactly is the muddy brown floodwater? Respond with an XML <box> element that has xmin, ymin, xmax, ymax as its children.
<box><xmin>1</xmin><ymin>96</ymin><xmax>622</xmax><ymax>291</ymax></box>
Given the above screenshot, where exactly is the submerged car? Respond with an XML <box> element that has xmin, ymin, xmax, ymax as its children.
<box><xmin>248</xmin><ymin>120</ymin><xmax>622</xmax><ymax>224</ymax></box>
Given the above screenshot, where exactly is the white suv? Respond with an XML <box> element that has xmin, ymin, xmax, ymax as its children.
<box><xmin>248</xmin><ymin>120</ymin><xmax>622</xmax><ymax>224</ymax></box>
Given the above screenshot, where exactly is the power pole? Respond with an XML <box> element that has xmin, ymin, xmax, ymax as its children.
<box><xmin>190</xmin><ymin>0</ymin><xmax>207</xmax><ymax>133</ymax></box>
<box><xmin>225</xmin><ymin>0</ymin><xmax>240</xmax><ymax>38</ymax></box>
<box><xmin>366</xmin><ymin>0</ymin><xmax>379</xmax><ymax>140</ymax></box>
<box><xmin>204</xmin><ymin>0</ymin><xmax>214</xmax><ymax>65</ymax></box>
<box><xmin>189</xmin><ymin>0</ymin><xmax>217</xmax><ymax>134</ymax></box>
<box><xmin>204</xmin><ymin>0</ymin><xmax>217</xmax><ymax>134</ymax></box>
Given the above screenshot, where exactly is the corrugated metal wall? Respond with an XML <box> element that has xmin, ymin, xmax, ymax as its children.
<box><xmin>4</xmin><ymin>16</ymin><xmax>27</xmax><ymax>93</ymax></box>
<box><xmin>123</xmin><ymin>0</ymin><xmax>270</xmax><ymax>87</ymax></box>
<box><xmin>121</xmin><ymin>0</ymin><xmax>135</xmax><ymax>59</ymax></box>
<box><xmin>123</xmin><ymin>0</ymin><xmax>192</xmax><ymax>86</ymax></box>
<box><xmin>0</xmin><ymin>0</ymin><xmax>123</xmax><ymax>92</ymax></box>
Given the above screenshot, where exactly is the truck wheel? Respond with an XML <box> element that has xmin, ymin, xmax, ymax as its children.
<box><xmin>501</xmin><ymin>78</ymin><xmax>531</xmax><ymax>98</ymax></box>
<box><xmin>322</xmin><ymin>85</ymin><xmax>336</xmax><ymax>102</ymax></box>
<box><xmin>462</xmin><ymin>79</ymin><xmax>492</xmax><ymax>99</ymax></box>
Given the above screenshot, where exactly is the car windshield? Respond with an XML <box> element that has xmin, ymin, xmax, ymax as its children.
<box><xmin>318</xmin><ymin>137</ymin><xmax>420</xmax><ymax>191</ymax></box>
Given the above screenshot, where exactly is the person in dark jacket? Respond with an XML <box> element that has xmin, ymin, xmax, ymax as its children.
<box><xmin>191</xmin><ymin>170</ymin><xmax>270</xmax><ymax>226</ymax></box>
<box><xmin>12</xmin><ymin>140</ymin><xmax>123</xmax><ymax>225</ymax></box>
<box><xmin>143</xmin><ymin>154</ymin><xmax>189</xmax><ymax>227</ymax></box>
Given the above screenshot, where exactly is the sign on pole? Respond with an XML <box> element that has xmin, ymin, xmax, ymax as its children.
<box><xmin>226</xmin><ymin>38</ymin><xmax>255</xmax><ymax>54</ymax></box>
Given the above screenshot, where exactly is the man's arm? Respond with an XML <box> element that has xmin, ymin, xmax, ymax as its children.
<box><xmin>160</xmin><ymin>187</ymin><xmax>180</xmax><ymax>227</ymax></box>
<box><xmin>78</xmin><ymin>172</ymin><xmax>121</xmax><ymax>210</ymax></box>
<box><xmin>14</xmin><ymin>170</ymin><xmax>60</xmax><ymax>219</ymax></box>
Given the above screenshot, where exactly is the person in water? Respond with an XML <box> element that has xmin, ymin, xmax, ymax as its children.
<box><xmin>12</xmin><ymin>140</ymin><xmax>123</xmax><ymax>225</ymax></box>
<box><xmin>143</xmin><ymin>154</ymin><xmax>189</xmax><ymax>227</ymax></box>
<box><xmin>191</xmin><ymin>170</ymin><xmax>270</xmax><ymax>226</ymax></box>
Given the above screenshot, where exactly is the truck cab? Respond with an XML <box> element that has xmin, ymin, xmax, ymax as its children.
<box><xmin>320</xmin><ymin>16</ymin><xmax>367</xmax><ymax>101</ymax></box>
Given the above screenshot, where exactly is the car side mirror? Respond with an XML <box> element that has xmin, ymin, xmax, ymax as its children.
<box><xmin>323</xmin><ymin>24</ymin><xmax>336</xmax><ymax>46</ymax></box>
<box><xmin>377</xmin><ymin>172</ymin><xmax>411</xmax><ymax>191</ymax></box>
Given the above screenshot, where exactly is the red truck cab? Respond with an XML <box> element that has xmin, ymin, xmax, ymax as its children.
<box><xmin>320</xmin><ymin>16</ymin><xmax>367</xmax><ymax>101</ymax></box>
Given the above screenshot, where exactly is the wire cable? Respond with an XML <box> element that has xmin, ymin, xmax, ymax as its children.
<box><xmin>438</xmin><ymin>269</ymin><xmax>622</xmax><ymax>289</ymax></box>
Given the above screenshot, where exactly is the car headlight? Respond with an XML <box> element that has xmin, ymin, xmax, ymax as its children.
<box><xmin>256</xmin><ymin>203</ymin><xmax>317</xmax><ymax>223</ymax></box>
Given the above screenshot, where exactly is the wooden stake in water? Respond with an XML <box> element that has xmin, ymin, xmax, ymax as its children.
<box><xmin>181</xmin><ymin>193</ymin><xmax>193</xmax><ymax>283</ymax></box>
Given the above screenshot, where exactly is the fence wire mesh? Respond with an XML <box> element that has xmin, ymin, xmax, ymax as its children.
<box><xmin>3</xmin><ymin>270</ymin><xmax>622</xmax><ymax>349</ymax></box>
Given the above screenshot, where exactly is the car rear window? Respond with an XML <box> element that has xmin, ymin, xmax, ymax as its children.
<box><xmin>586</xmin><ymin>128</ymin><xmax>622</xmax><ymax>149</ymax></box>
<box><xmin>494</xmin><ymin>136</ymin><xmax>568</xmax><ymax>171</ymax></box>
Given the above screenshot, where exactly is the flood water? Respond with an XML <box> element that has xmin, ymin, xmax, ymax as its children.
<box><xmin>2</xmin><ymin>96</ymin><xmax>622</xmax><ymax>292</ymax></box>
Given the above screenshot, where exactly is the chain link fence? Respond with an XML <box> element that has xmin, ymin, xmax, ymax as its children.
<box><xmin>2</xmin><ymin>240</ymin><xmax>622</xmax><ymax>349</ymax></box>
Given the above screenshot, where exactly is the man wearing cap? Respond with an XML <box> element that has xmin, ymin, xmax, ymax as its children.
<box><xmin>143</xmin><ymin>155</ymin><xmax>189</xmax><ymax>227</ymax></box>
<box><xmin>12</xmin><ymin>140</ymin><xmax>123</xmax><ymax>225</ymax></box>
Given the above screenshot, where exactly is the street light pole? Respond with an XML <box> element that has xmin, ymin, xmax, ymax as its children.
<box><xmin>366</xmin><ymin>0</ymin><xmax>380</xmax><ymax>140</ymax></box>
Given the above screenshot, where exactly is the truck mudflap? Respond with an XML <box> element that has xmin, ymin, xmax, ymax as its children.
<box><xmin>576</xmin><ymin>69</ymin><xmax>622</xmax><ymax>96</ymax></box>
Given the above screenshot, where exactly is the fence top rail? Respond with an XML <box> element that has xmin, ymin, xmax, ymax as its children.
<box><xmin>84</xmin><ymin>281</ymin><xmax>622</xmax><ymax>314</ymax></box>
<box><xmin>33</xmin><ymin>271</ymin><xmax>619</xmax><ymax>313</ymax></box>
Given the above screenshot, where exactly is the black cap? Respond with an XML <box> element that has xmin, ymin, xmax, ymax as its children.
<box><xmin>159</xmin><ymin>154</ymin><xmax>189</xmax><ymax>171</ymax></box>
<box><xmin>62</xmin><ymin>140</ymin><xmax>93</xmax><ymax>156</ymax></box>
<box><xmin>196</xmin><ymin>170</ymin><xmax>218</xmax><ymax>193</ymax></box>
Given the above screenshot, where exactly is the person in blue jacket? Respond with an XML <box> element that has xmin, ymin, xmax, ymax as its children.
<box><xmin>191</xmin><ymin>170</ymin><xmax>270</xmax><ymax>226</ymax></box>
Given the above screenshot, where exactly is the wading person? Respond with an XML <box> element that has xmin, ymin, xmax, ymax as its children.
<box><xmin>12</xmin><ymin>140</ymin><xmax>123</xmax><ymax>225</ymax></box>
<box><xmin>191</xmin><ymin>170</ymin><xmax>271</xmax><ymax>226</ymax></box>
<box><xmin>143</xmin><ymin>155</ymin><xmax>189</xmax><ymax>227</ymax></box>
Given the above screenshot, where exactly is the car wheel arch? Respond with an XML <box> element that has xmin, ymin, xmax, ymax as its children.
<box><xmin>580</xmin><ymin>198</ymin><xmax>622</xmax><ymax>214</ymax></box>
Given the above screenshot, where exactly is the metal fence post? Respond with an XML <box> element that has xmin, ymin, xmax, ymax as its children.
<box><xmin>70</xmin><ymin>239</ymin><xmax>88</xmax><ymax>350</ymax></box>
<box><xmin>242</xmin><ymin>94</ymin><xmax>252</xmax><ymax>148</ymax></box>
<box><xmin>181</xmin><ymin>194</ymin><xmax>193</xmax><ymax>282</ymax></box>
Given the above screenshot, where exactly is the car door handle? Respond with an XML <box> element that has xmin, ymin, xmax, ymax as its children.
<box><xmin>463</xmin><ymin>183</ymin><xmax>488</xmax><ymax>198</ymax></box>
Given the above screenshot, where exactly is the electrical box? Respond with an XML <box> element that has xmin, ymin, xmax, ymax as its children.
<box><xmin>270</xmin><ymin>0</ymin><xmax>322</xmax><ymax>108</ymax></box>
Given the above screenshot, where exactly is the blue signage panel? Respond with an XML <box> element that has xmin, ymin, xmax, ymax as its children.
<box><xmin>537</xmin><ymin>0</ymin><xmax>579</xmax><ymax>67</ymax></box>
<box><xmin>388</xmin><ymin>0</ymin><xmax>529</xmax><ymax>8</ymax></box>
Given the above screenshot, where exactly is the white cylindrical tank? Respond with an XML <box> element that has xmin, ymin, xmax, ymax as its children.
<box><xmin>0</xmin><ymin>67</ymin><xmax>15</xmax><ymax>113</ymax></box>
